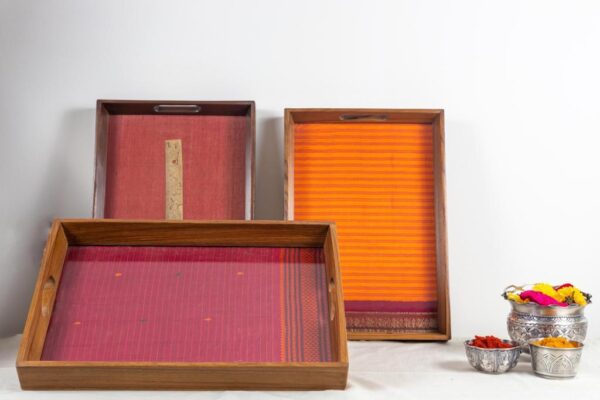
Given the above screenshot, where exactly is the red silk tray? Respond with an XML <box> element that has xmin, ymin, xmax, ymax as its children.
<box><xmin>93</xmin><ymin>100</ymin><xmax>255</xmax><ymax>220</ymax></box>
<box><xmin>17</xmin><ymin>220</ymin><xmax>348</xmax><ymax>390</ymax></box>
<box><xmin>42</xmin><ymin>245</ymin><xmax>331</xmax><ymax>363</ymax></box>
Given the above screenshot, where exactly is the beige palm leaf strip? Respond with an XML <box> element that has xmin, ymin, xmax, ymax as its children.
<box><xmin>165</xmin><ymin>139</ymin><xmax>183</xmax><ymax>220</ymax></box>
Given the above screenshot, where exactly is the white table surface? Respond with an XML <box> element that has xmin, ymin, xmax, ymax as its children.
<box><xmin>1</xmin><ymin>335</ymin><xmax>598</xmax><ymax>399</ymax></box>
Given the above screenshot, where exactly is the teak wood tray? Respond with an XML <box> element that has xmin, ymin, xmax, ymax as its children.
<box><xmin>93</xmin><ymin>100</ymin><xmax>255</xmax><ymax>220</ymax></box>
<box><xmin>284</xmin><ymin>108</ymin><xmax>450</xmax><ymax>341</ymax></box>
<box><xmin>17</xmin><ymin>219</ymin><xmax>348</xmax><ymax>390</ymax></box>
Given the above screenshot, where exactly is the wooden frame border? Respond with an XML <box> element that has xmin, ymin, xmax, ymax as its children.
<box><xmin>284</xmin><ymin>108</ymin><xmax>450</xmax><ymax>341</ymax></box>
<box><xmin>93</xmin><ymin>100</ymin><xmax>256</xmax><ymax>220</ymax></box>
<box><xmin>17</xmin><ymin>219</ymin><xmax>348</xmax><ymax>390</ymax></box>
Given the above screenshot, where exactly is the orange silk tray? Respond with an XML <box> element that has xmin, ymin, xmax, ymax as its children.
<box><xmin>285</xmin><ymin>109</ymin><xmax>450</xmax><ymax>340</ymax></box>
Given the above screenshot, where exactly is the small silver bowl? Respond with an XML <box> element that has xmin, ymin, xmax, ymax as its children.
<box><xmin>464</xmin><ymin>340</ymin><xmax>521</xmax><ymax>374</ymax></box>
<box><xmin>529</xmin><ymin>338</ymin><xmax>584</xmax><ymax>379</ymax></box>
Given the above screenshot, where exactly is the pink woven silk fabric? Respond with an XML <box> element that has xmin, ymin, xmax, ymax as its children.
<box><xmin>104</xmin><ymin>115</ymin><xmax>248</xmax><ymax>219</ymax></box>
<box><xmin>41</xmin><ymin>246</ymin><xmax>331</xmax><ymax>362</ymax></box>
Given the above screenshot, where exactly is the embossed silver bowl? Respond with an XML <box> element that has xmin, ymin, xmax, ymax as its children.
<box><xmin>529</xmin><ymin>339</ymin><xmax>583</xmax><ymax>379</ymax></box>
<box><xmin>506</xmin><ymin>300</ymin><xmax>588</xmax><ymax>352</ymax></box>
<box><xmin>464</xmin><ymin>340</ymin><xmax>521</xmax><ymax>374</ymax></box>
<box><xmin>503</xmin><ymin>284</ymin><xmax>590</xmax><ymax>352</ymax></box>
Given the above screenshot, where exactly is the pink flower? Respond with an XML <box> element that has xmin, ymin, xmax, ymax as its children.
<box><xmin>520</xmin><ymin>290</ymin><xmax>568</xmax><ymax>307</ymax></box>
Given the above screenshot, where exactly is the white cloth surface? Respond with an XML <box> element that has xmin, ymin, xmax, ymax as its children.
<box><xmin>1</xmin><ymin>335</ymin><xmax>598</xmax><ymax>399</ymax></box>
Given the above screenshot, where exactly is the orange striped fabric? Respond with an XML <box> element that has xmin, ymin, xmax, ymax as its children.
<box><xmin>293</xmin><ymin>123</ymin><xmax>438</xmax><ymax>304</ymax></box>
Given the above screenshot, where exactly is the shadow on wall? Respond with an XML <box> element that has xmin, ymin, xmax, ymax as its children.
<box><xmin>0</xmin><ymin>108</ymin><xmax>95</xmax><ymax>337</ymax></box>
<box><xmin>254</xmin><ymin>116</ymin><xmax>284</xmax><ymax>220</ymax></box>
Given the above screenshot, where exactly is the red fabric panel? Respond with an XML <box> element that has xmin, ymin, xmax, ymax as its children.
<box><xmin>345</xmin><ymin>311</ymin><xmax>438</xmax><ymax>334</ymax></box>
<box><xmin>345</xmin><ymin>300</ymin><xmax>437</xmax><ymax>333</ymax></box>
<box><xmin>104</xmin><ymin>115</ymin><xmax>247</xmax><ymax>219</ymax></box>
<box><xmin>281</xmin><ymin>248</ymin><xmax>332</xmax><ymax>362</ymax></box>
<box><xmin>41</xmin><ymin>246</ymin><xmax>331</xmax><ymax>362</ymax></box>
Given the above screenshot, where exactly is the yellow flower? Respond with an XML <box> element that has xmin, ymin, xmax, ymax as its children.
<box><xmin>532</xmin><ymin>283</ymin><xmax>561</xmax><ymax>301</ymax></box>
<box><xmin>573</xmin><ymin>288</ymin><xmax>587</xmax><ymax>306</ymax></box>
<box><xmin>556</xmin><ymin>286</ymin><xmax>587</xmax><ymax>306</ymax></box>
<box><xmin>507</xmin><ymin>292</ymin><xmax>528</xmax><ymax>303</ymax></box>
<box><xmin>556</xmin><ymin>286</ymin><xmax>574</xmax><ymax>302</ymax></box>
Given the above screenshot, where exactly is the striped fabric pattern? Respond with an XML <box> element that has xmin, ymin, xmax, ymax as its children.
<box><xmin>293</xmin><ymin>122</ymin><xmax>438</xmax><ymax>332</ymax></box>
<box><xmin>42</xmin><ymin>246</ymin><xmax>331</xmax><ymax>362</ymax></box>
<box><xmin>280</xmin><ymin>248</ymin><xmax>332</xmax><ymax>362</ymax></box>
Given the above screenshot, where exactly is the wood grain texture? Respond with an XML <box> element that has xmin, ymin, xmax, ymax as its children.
<box><xmin>18</xmin><ymin>221</ymin><xmax>69</xmax><ymax>364</ymax></box>
<box><xmin>93</xmin><ymin>100</ymin><xmax>255</xmax><ymax>220</ymax></box>
<box><xmin>100</xmin><ymin>100</ymin><xmax>253</xmax><ymax>116</ymax></box>
<box><xmin>287</xmin><ymin>108</ymin><xmax>443</xmax><ymax>124</ymax></box>
<box><xmin>60</xmin><ymin>219</ymin><xmax>331</xmax><ymax>247</ymax></box>
<box><xmin>17</xmin><ymin>219</ymin><xmax>348</xmax><ymax>390</ymax></box>
<box><xmin>284</xmin><ymin>109</ymin><xmax>450</xmax><ymax>341</ymax></box>
<box><xmin>284</xmin><ymin>110</ymin><xmax>295</xmax><ymax>219</ymax></box>
<box><xmin>92</xmin><ymin>103</ymin><xmax>109</xmax><ymax>218</ymax></box>
<box><xmin>247</xmin><ymin>102</ymin><xmax>256</xmax><ymax>219</ymax></box>
<box><xmin>17</xmin><ymin>362</ymin><xmax>347</xmax><ymax>390</ymax></box>
<box><xmin>323</xmin><ymin>226</ymin><xmax>349</xmax><ymax>364</ymax></box>
<box><xmin>432</xmin><ymin>111</ymin><xmax>451</xmax><ymax>340</ymax></box>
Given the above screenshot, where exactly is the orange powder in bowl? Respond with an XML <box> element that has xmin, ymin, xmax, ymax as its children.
<box><xmin>532</xmin><ymin>337</ymin><xmax>578</xmax><ymax>348</ymax></box>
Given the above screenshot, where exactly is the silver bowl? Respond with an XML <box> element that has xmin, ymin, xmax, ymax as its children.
<box><xmin>529</xmin><ymin>339</ymin><xmax>584</xmax><ymax>379</ymax></box>
<box><xmin>506</xmin><ymin>300</ymin><xmax>588</xmax><ymax>352</ymax></box>
<box><xmin>464</xmin><ymin>340</ymin><xmax>521</xmax><ymax>374</ymax></box>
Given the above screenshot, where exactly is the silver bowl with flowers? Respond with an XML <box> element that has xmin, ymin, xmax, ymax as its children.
<box><xmin>502</xmin><ymin>283</ymin><xmax>591</xmax><ymax>351</ymax></box>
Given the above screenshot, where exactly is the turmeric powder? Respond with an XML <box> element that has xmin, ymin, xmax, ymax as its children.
<box><xmin>532</xmin><ymin>337</ymin><xmax>578</xmax><ymax>348</ymax></box>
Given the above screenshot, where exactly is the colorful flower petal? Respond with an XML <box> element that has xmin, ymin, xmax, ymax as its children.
<box><xmin>520</xmin><ymin>290</ymin><xmax>568</xmax><ymax>307</ymax></box>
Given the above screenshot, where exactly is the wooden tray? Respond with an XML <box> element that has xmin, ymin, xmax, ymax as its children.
<box><xmin>93</xmin><ymin>100</ymin><xmax>255</xmax><ymax>220</ymax></box>
<box><xmin>17</xmin><ymin>220</ymin><xmax>348</xmax><ymax>390</ymax></box>
<box><xmin>284</xmin><ymin>109</ymin><xmax>450</xmax><ymax>341</ymax></box>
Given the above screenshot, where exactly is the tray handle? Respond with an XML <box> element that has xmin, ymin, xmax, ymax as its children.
<box><xmin>153</xmin><ymin>104</ymin><xmax>201</xmax><ymax>114</ymax></box>
<box><xmin>339</xmin><ymin>114</ymin><xmax>388</xmax><ymax>122</ymax></box>
<box><xmin>41</xmin><ymin>275</ymin><xmax>57</xmax><ymax>318</ymax></box>
<box><xmin>502</xmin><ymin>283</ymin><xmax>532</xmax><ymax>298</ymax></box>
<box><xmin>329</xmin><ymin>277</ymin><xmax>336</xmax><ymax>321</ymax></box>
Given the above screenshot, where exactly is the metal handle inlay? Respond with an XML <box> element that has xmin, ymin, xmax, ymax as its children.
<box><xmin>154</xmin><ymin>105</ymin><xmax>201</xmax><ymax>114</ymax></box>
<box><xmin>339</xmin><ymin>114</ymin><xmax>388</xmax><ymax>121</ymax></box>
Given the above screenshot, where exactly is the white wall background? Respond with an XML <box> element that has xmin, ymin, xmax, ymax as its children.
<box><xmin>1</xmin><ymin>0</ymin><xmax>599</xmax><ymax>339</ymax></box>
